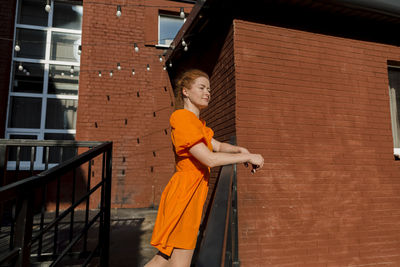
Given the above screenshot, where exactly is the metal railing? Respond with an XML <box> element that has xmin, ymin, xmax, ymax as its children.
<box><xmin>193</xmin><ymin>163</ymin><xmax>240</xmax><ymax>267</ymax></box>
<box><xmin>0</xmin><ymin>140</ymin><xmax>112</xmax><ymax>267</ymax></box>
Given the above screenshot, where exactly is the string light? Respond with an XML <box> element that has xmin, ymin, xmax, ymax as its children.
<box><xmin>146</xmin><ymin>64</ymin><xmax>150</xmax><ymax>71</ymax></box>
<box><xmin>132</xmin><ymin>68</ymin><xmax>135</xmax><ymax>75</ymax></box>
<box><xmin>159</xmin><ymin>55</ymin><xmax>163</xmax><ymax>62</ymax></box>
<box><xmin>117</xmin><ymin>62</ymin><xmax>121</xmax><ymax>70</ymax></box>
<box><xmin>18</xmin><ymin>63</ymin><xmax>23</xmax><ymax>71</ymax></box>
<box><xmin>116</xmin><ymin>5</ymin><xmax>122</xmax><ymax>17</ymax></box>
<box><xmin>61</xmin><ymin>72</ymin><xmax>65</xmax><ymax>76</ymax></box>
<box><xmin>70</xmin><ymin>74</ymin><xmax>74</xmax><ymax>77</ymax></box>
<box><xmin>23</xmin><ymin>69</ymin><xmax>27</xmax><ymax>73</ymax></box>
<box><xmin>78</xmin><ymin>45</ymin><xmax>82</xmax><ymax>55</ymax></box>
<box><xmin>181</xmin><ymin>38</ymin><xmax>186</xmax><ymax>47</ymax></box>
<box><xmin>70</xmin><ymin>66</ymin><xmax>74</xmax><ymax>73</ymax></box>
<box><xmin>184</xmin><ymin>46</ymin><xmax>188</xmax><ymax>52</ymax></box>
<box><xmin>14</xmin><ymin>42</ymin><xmax>20</xmax><ymax>52</ymax></box>
<box><xmin>109</xmin><ymin>70</ymin><xmax>113</xmax><ymax>77</ymax></box>
<box><xmin>180</xmin><ymin>7</ymin><xmax>185</xmax><ymax>18</ymax></box>
<box><xmin>45</xmin><ymin>0</ymin><xmax>51</xmax><ymax>12</ymax></box>
<box><xmin>98</xmin><ymin>71</ymin><xmax>102</xmax><ymax>77</ymax></box>
<box><xmin>134</xmin><ymin>43</ymin><xmax>139</xmax><ymax>52</ymax></box>
<box><xmin>169</xmin><ymin>62</ymin><xmax>172</xmax><ymax>68</ymax></box>
<box><xmin>163</xmin><ymin>65</ymin><xmax>166</xmax><ymax>71</ymax></box>
<box><xmin>26</xmin><ymin>71</ymin><xmax>30</xmax><ymax>76</ymax></box>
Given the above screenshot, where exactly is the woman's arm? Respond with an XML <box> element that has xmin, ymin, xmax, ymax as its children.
<box><xmin>189</xmin><ymin>142</ymin><xmax>264</xmax><ymax>168</ymax></box>
<box><xmin>211</xmin><ymin>138</ymin><xmax>250</xmax><ymax>154</ymax></box>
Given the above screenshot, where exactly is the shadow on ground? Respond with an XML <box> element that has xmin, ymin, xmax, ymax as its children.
<box><xmin>109</xmin><ymin>209</ymin><xmax>158</xmax><ymax>267</ymax></box>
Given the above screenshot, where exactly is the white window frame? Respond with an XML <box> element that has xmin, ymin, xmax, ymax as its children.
<box><xmin>5</xmin><ymin>0</ymin><xmax>82</xmax><ymax>170</ymax></box>
<box><xmin>157</xmin><ymin>13</ymin><xmax>185</xmax><ymax>48</ymax></box>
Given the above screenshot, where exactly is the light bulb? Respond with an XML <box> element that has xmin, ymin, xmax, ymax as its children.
<box><xmin>70</xmin><ymin>66</ymin><xmax>74</xmax><ymax>73</ymax></box>
<box><xmin>116</xmin><ymin>5</ymin><xmax>122</xmax><ymax>17</ymax></box>
<box><xmin>169</xmin><ymin>62</ymin><xmax>172</xmax><ymax>68</ymax></box>
<box><xmin>14</xmin><ymin>43</ymin><xmax>20</xmax><ymax>52</ymax></box>
<box><xmin>98</xmin><ymin>71</ymin><xmax>102</xmax><ymax>77</ymax></box>
<box><xmin>163</xmin><ymin>65</ymin><xmax>166</xmax><ymax>71</ymax></box>
<box><xmin>70</xmin><ymin>74</ymin><xmax>74</xmax><ymax>78</ymax></box>
<box><xmin>146</xmin><ymin>64</ymin><xmax>150</xmax><ymax>71</ymax></box>
<box><xmin>45</xmin><ymin>0</ymin><xmax>51</xmax><ymax>12</ymax></box>
<box><xmin>18</xmin><ymin>63</ymin><xmax>23</xmax><ymax>71</ymax></box>
<box><xmin>110</xmin><ymin>70</ymin><xmax>113</xmax><ymax>77</ymax></box>
<box><xmin>23</xmin><ymin>69</ymin><xmax>27</xmax><ymax>73</ymax></box>
<box><xmin>134</xmin><ymin>43</ymin><xmax>139</xmax><ymax>52</ymax></box>
<box><xmin>184</xmin><ymin>46</ymin><xmax>188</xmax><ymax>52</ymax></box>
<box><xmin>159</xmin><ymin>55</ymin><xmax>163</xmax><ymax>62</ymax></box>
<box><xmin>182</xmin><ymin>38</ymin><xmax>186</xmax><ymax>47</ymax></box>
<box><xmin>117</xmin><ymin>63</ymin><xmax>121</xmax><ymax>70</ymax></box>
<box><xmin>61</xmin><ymin>72</ymin><xmax>65</xmax><ymax>76</ymax></box>
<box><xmin>180</xmin><ymin>7</ymin><xmax>185</xmax><ymax>18</ymax></box>
<box><xmin>26</xmin><ymin>71</ymin><xmax>30</xmax><ymax>76</ymax></box>
<box><xmin>132</xmin><ymin>69</ymin><xmax>135</xmax><ymax>75</ymax></box>
<box><xmin>78</xmin><ymin>45</ymin><xmax>81</xmax><ymax>55</ymax></box>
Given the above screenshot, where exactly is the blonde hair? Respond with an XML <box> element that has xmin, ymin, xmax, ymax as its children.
<box><xmin>174</xmin><ymin>69</ymin><xmax>209</xmax><ymax>108</ymax></box>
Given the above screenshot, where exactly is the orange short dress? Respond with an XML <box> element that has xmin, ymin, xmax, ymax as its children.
<box><xmin>150</xmin><ymin>109</ymin><xmax>214</xmax><ymax>256</ymax></box>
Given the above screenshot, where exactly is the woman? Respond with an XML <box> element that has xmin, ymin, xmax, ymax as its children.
<box><xmin>145</xmin><ymin>69</ymin><xmax>264</xmax><ymax>267</ymax></box>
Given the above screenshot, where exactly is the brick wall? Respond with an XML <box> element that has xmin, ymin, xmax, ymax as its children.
<box><xmin>234</xmin><ymin>19</ymin><xmax>400</xmax><ymax>266</ymax></box>
<box><xmin>0</xmin><ymin>0</ymin><xmax>16</xmax><ymax>138</ymax></box>
<box><xmin>76</xmin><ymin>0</ymin><xmax>192</xmax><ymax>208</ymax></box>
<box><xmin>200</xmin><ymin>24</ymin><xmax>236</xmax><ymax>207</ymax></box>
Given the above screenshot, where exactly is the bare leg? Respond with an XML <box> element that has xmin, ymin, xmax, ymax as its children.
<box><xmin>144</xmin><ymin>252</ymin><xmax>170</xmax><ymax>267</ymax></box>
<box><xmin>169</xmin><ymin>248</ymin><xmax>194</xmax><ymax>267</ymax></box>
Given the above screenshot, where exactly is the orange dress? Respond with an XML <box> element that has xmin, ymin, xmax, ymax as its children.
<box><xmin>150</xmin><ymin>109</ymin><xmax>214</xmax><ymax>256</ymax></box>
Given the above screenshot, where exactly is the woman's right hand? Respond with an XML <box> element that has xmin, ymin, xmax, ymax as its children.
<box><xmin>248</xmin><ymin>154</ymin><xmax>264</xmax><ymax>169</ymax></box>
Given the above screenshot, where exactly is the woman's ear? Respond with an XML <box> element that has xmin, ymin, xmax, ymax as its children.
<box><xmin>182</xmin><ymin>87</ymin><xmax>189</xmax><ymax>98</ymax></box>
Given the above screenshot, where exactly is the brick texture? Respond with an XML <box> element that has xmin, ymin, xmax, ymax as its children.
<box><xmin>75</xmin><ymin>0</ymin><xmax>193</xmax><ymax>208</ymax></box>
<box><xmin>234</xmin><ymin>19</ymin><xmax>400</xmax><ymax>266</ymax></box>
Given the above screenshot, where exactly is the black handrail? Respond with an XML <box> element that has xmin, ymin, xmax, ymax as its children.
<box><xmin>0</xmin><ymin>139</ymin><xmax>112</xmax><ymax>267</ymax></box>
<box><xmin>193</xmin><ymin>162</ymin><xmax>240</xmax><ymax>267</ymax></box>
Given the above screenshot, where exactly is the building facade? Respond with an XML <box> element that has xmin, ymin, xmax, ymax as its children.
<box><xmin>0</xmin><ymin>0</ymin><xmax>194</xmax><ymax>208</ymax></box>
<box><xmin>166</xmin><ymin>0</ymin><xmax>400</xmax><ymax>266</ymax></box>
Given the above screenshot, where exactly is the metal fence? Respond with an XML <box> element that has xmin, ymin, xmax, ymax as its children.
<box><xmin>193</xmin><ymin>163</ymin><xmax>240</xmax><ymax>267</ymax></box>
<box><xmin>0</xmin><ymin>140</ymin><xmax>112</xmax><ymax>267</ymax></box>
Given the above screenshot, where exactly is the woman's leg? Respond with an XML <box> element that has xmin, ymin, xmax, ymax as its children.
<box><xmin>168</xmin><ymin>248</ymin><xmax>194</xmax><ymax>267</ymax></box>
<box><xmin>143</xmin><ymin>252</ymin><xmax>170</xmax><ymax>267</ymax></box>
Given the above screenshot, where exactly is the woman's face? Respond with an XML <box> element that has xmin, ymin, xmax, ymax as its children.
<box><xmin>184</xmin><ymin>76</ymin><xmax>211</xmax><ymax>109</ymax></box>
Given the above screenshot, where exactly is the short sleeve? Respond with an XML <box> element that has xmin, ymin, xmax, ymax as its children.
<box><xmin>170</xmin><ymin>110</ymin><xmax>207</xmax><ymax>157</ymax></box>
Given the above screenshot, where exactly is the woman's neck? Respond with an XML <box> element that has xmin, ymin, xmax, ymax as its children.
<box><xmin>183</xmin><ymin>102</ymin><xmax>200</xmax><ymax>118</ymax></box>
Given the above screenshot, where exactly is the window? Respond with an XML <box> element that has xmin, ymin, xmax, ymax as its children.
<box><xmin>388</xmin><ymin>65</ymin><xmax>400</xmax><ymax>156</ymax></box>
<box><xmin>5</xmin><ymin>0</ymin><xmax>83</xmax><ymax>169</ymax></box>
<box><xmin>158</xmin><ymin>13</ymin><xmax>185</xmax><ymax>46</ymax></box>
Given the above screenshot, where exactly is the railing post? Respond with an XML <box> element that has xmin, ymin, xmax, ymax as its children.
<box><xmin>0</xmin><ymin>145</ymin><xmax>7</xmax><ymax>230</ymax></box>
<box><xmin>100</xmin><ymin>146</ymin><xmax>112</xmax><ymax>267</ymax></box>
<box><xmin>14</xmin><ymin>190</ymin><xmax>34</xmax><ymax>267</ymax></box>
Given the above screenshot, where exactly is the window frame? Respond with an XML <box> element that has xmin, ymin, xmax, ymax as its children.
<box><xmin>157</xmin><ymin>12</ymin><xmax>186</xmax><ymax>48</ymax></box>
<box><xmin>5</xmin><ymin>0</ymin><xmax>82</xmax><ymax>170</ymax></box>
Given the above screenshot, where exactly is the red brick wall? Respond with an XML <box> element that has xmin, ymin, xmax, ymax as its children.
<box><xmin>201</xmin><ymin>24</ymin><xmax>236</xmax><ymax>205</ymax></box>
<box><xmin>234</xmin><ymin>19</ymin><xmax>400</xmax><ymax>266</ymax></box>
<box><xmin>0</xmin><ymin>0</ymin><xmax>16</xmax><ymax>138</ymax></box>
<box><xmin>76</xmin><ymin>0</ymin><xmax>192</xmax><ymax>208</ymax></box>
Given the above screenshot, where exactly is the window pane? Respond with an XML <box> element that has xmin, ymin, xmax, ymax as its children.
<box><xmin>389</xmin><ymin>67</ymin><xmax>400</xmax><ymax>148</ymax></box>
<box><xmin>53</xmin><ymin>2</ymin><xmax>83</xmax><ymax>30</ymax></box>
<box><xmin>48</xmin><ymin>65</ymin><xmax>79</xmax><ymax>95</ymax></box>
<box><xmin>12</xmin><ymin>62</ymin><xmax>44</xmax><ymax>93</ymax></box>
<box><xmin>44</xmin><ymin>133</ymin><xmax>76</xmax><ymax>163</ymax></box>
<box><xmin>17</xmin><ymin>0</ymin><xmax>48</xmax><ymax>26</ymax></box>
<box><xmin>8</xmin><ymin>135</ymin><xmax>37</xmax><ymax>161</ymax></box>
<box><xmin>51</xmin><ymin>32</ymin><xmax>81</xmax><ymax>62</ymax></box>
<box><xmin>159</xmin><ymin>15</ymin><xmax>184</xmax><ymax>45</ymax></box>
<box><xmin>46</xmin><ymin>99</ymin><xmax>77</xmax><ymax>129</ymax></box>
<box><xmin>8</xmin><ymin>96</ymin><xmax>42</xmax><ymax>128</ymax></box>
<box><xmin>15</xmin><ymin>28</ymin><xmax>47</xmax><ymax>59</ymax></box>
